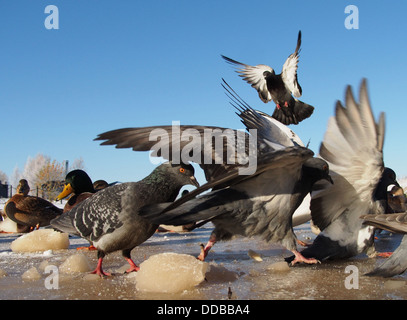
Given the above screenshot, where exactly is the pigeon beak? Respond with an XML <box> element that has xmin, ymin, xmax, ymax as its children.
<box><xmin>326</xmin><ymin>175</ymin><xmax>334</xmax><ymax>185</ymax></box>
<box><xmin>189</xmin><ymin>176</ymin><xmax>200</xmax><ymax>188</ymax></box>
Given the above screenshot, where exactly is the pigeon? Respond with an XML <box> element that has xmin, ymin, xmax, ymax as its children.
<box><xmin>362</xmin><ymin>212</ymin><xmax>407</xmax><ymax>277</ymax></box>
<box><xmin>95</xmin><ymin>82</ymin><xmax>333</xmax><ymax>265</ymax></box>
<box><xmin>286</xmin><ymin>79</ymin><xmax>401</xmax><ymax>263</ymax></box>
<box><xmin>51</xmin><ymin>162</ymin><xmax>199</xmax><ymax>277</ymax></box>
<box><xmin>222</xmin><ymin>31</ymin><xmax>314</xmax><ymax>125</ymax></box>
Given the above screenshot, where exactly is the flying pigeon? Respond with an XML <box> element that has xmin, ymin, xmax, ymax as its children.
<box><xmin>51</xmin><ymin>162</ymin><xmax>199</xmax><ymax>277</ymax></box>
<box><xmin>96</xmin><ymin>82</ymin><xmax>333</xmax><ymax>265</ymax></box>
<box><xmin>222</xmin><ymin>31</ymin><xmax>314</xmax><ymax>125</ymax></box>
<box><xmin>362</xmin><ymin>212</ymin><xmax>407</xmax><ymax>277</ymax></box>
<box><xmin>286</xmin><ymin>79</ymin><xmax>401</xmax><ymax>263</ymax></box>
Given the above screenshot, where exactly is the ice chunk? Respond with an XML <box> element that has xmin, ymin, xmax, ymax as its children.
<box><xmin>0</xmin><ymin>218</ymin><xmax>18</xmax><ymax>233</ymax></box>
<box><xmin>10</xmin><ymin>229</ymin><xmax>69</xmax><ymax>252</ymax></box>
<box><xmin>59</xmin><ymin>253</ymin><xmax>93</xmax><ymax>274</ymax></box>
<box><xmin>205</xmin><ymin>263</ymin><xmax>239</xmax><ymax>282</ymax></box>
<box><xmin>134</xmin><ymin>252</ymin><xmax>208</xmax><ymax>293</ymax></box>
<box><xmin>267</xmin><ymin>261</ymin><xmax>290</xmax><ymax>272</ymax></box>
<box><xmin>38</xmin><ymin>260</ymin><xmax>50</xmax><ymax>273</ymax></box>
<box><xmin>22</xmin><ymin>267</ymin><xmax>41</xmax><ymax>281</ymax></box>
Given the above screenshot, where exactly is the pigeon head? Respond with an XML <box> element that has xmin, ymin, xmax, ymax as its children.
<box><xmin>161</xmin><ymin>162</ymin><xmax>200</xmax><ymax>188</ymax></box>
<box><xmin>374</xmin><ymin>167</ymin><xmax>401</xmax><ymax>202</ymax></box>
<box><xmin>302</xmin><ymin>158</ymin><xmax>333</xmax><ymax>186</ymax></box>
<box><xmin>56</xmin><ymin>169</ymin><xmax>95</xmax><ymax>200</ymax></box>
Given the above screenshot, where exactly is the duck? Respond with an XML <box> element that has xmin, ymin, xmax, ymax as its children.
<box><xmin>4</xmin><ymin>179</ymin><xmax>62</xmax><ymax>232</ymax></box>
<box><xmin>51</xmin><ymin>162</ymin><xmax>199</xmax><ymax>277</ymax></box>
<box><xmin>56</xmin><ymin>170</ymin><xmax>112</xmax><ymax>250</ymax></box>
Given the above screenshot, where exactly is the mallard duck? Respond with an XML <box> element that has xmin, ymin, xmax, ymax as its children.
<box><xmin>56</xmin><ymin>170</ymin><xmax>112</xmax><ymax>251</ymax></box>
<box><xmin>56</xmin><ymin>170</ymin><xmax>96</xmax><ymax>213</ymax></box>
<box><xmin>4</xmin><ymin>179</ymin><xmax>62</xmax><ymax>232</ymax></box>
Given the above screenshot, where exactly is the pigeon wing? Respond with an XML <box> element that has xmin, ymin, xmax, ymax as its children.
<box><xmin>362</xmin><ymin>213</ymin><xmax>407</xmax><ymax>234</ymax></box>
<box><xmin>221</xmin><ymin>55</ymin><xmax>273</xmax><ymax>103</ymax></box>
<box><xmin>311</xmin><ymin>79</ymin><xmax>385</xmax><ymax>231</ymax></box>
<box><xmin>221</xmin><ymin>79</ymin><xmax>305</xmax><ymax>148</ymax></box>
<box><xmin>365</xmin><ymin>235</ymin><xmax>407</xmax><ymax>277</ymax></box>
<box><xmin>281</xmin><ymin>31</ymin><xmax>302</xmax><ymax>98</ymax></box>
<box><xmin>95</xmin><ymin>125</ymin><xmax>256</xmax><ymax>183</ymax></box>
<box><xmin>139</xmin><ymin>146</ymin><xmax>313</xmax><ymax>224</ymax></box>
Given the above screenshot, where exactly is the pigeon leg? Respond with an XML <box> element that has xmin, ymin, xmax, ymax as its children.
<box><xmin>90</xmin><ymin>257</ymin><xmax>111</xmax><ymax>277</ymax></box>
<box><xmin>376</xmin><ymin>251</ymin><xmax>393</xmax><ymax>258</ymax></box>
<box><xmin>198</xmin><ymin>239</ymin><xmax>216</xmax><ymax>261</ymax></box>
<box><xmin>296</xmin><ymin>239</ymin><xmax>310</xmax><ymax>247</ymax></box>
<box><xmin>290</xmin><ymin>250</ymin><xmax>320</xmax><ymax>265</ymax></box>
<box><xmin>276</xmin><ymin>104</ymin><xmax>281</xmax><ymax>110</ymax></box>
<box><xmin>284</xmin><ymin>101</ymin><xmax>289</xmax><ymax>107</ymax></box>
<box><xmin>124</xmin><ymin>257</ymin><xmax>140</xmax><ymax>273</ymax></box>
<box><xmin>122</xmin><ymin>249</ymin><xmax>140</xmax><ymax>273</ymax></box>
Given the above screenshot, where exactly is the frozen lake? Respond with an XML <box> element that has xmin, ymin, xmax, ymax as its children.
<box><xmin>0</xmin><ymin>215</ymin><xmax>406</xmax><ymax>300</ymax></box>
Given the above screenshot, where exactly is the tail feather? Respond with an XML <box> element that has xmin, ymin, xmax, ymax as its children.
<box><xmin>50</xmin><ymin>212</ymin><xmax>79</xmax><ymax>236</ymax></box>
<box><xmin>272</xmin><ymin>100</ymin><xmax>314</xmax><ymax>125</ymax></box>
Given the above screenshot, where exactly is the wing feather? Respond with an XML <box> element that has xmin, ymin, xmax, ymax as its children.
<box><xmin>311</xmin><ymin>79</ymin><xmax>385</xmax><ymax>230</ymax></box>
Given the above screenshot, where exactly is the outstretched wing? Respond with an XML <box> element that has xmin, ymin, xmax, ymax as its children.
<box><xmin>221</xmin><ymin>55</ymin><xmax>273</xmax><ymax>103</ymax></box>
<box><xmin>221</xmin><ymin>79</ymin><xmax>304</xmax><ymax>148</ymax></box>
<box><xmin>362</xmin><ymin>213</ymin><xmax>407</xmax><ymax>234</ymax></box>
<box><xmin>95</xmin><ymin>124</ymin><xmax>257</xmax><ymax>183</ymax></box>
<box><xmin>311</xmin><ymin>79</ymin><xmax>385</xmax><ymax>230</ymax></box>
<box><xmin>281</xmin><ymin>30</ymin><xmax>302</xmax><ymax>98</ymax></box>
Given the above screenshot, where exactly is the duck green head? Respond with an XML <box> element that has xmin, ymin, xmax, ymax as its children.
<box><xmin>56</xmin><ymin>169</ymin><xmax>95</xmax><ymax>200</ymax></box>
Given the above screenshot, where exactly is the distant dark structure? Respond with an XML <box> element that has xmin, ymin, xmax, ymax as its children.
<box><xmin>0</xmin><ymin>182</ymin><xmax>9</xmax><ymax>198</ymax></box>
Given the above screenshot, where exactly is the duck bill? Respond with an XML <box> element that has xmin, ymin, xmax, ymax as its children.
<box><xmin>56</xmin><ymin>183</ymin><xmax>74</xmax><ymax>201</ymax></box>
<box><xmin>190</xmin><ymin>176</ymin><xmax>200</xmax><ymax>187</ymax></box>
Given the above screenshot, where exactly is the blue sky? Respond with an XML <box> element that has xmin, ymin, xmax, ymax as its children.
<box><xmin>1</xmin><ymin>0</ymin><xmax>407</xmax><ymax>187</ymax></box>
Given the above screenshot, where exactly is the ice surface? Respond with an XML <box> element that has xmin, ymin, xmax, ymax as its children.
<box><xmin>0</xmin><ymin>223</ymin><xmax>406</xmax><ymax>300</ymax></box>
<box><xmin>10</xmin><ymin>229</ymin><xmax>69</xmax><ymax>252</ymax></box>
<box><xmin>59</xmin><ymin>253</ymin><xmax>93</xmax><ymax>274</ymax></box>
<box><xmin>134</xmin><ymin>252</ymin><xmax>209</xmax><ymax>293</ymax></box>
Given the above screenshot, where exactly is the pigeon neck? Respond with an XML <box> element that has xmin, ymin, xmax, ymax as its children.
<box><xmin>142</xmin><ymin>170</ymin><xmax>183</xmax><ymax>202</ymax></box>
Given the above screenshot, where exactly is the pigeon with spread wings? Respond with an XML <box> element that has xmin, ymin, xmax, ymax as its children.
<box><xmin>286</xmin><ymin>79</ymin><xmax>401</xmax><ymax>263</ymax></box>
<box><xmin>96</xmin><ymin>82</ymin><xmax>332</xmax><ymax>265</ymax></box>
<box><xmin>222</xmin><ymin>31</ymin><xmax>314</xmax><ymax>125</ymax></box>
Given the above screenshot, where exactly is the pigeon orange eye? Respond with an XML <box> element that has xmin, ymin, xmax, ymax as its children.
<box><xmin>180</xmin><ymin>168</ymin><xmax>185</xmax><ymax>173</ymax></box>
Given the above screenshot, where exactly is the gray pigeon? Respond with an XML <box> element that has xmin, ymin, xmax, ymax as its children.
<box><xmin>97</xmin><ymin>83</ymin><xmax>333</xmax><ymax>265</ymax></box>
<box><xmin>222</xmin><ymin>31</ymin><xmax>314</xmax><ymax>125</ymax></box>
<box><xmin>362</xmin><ymin>212</ymin><xmax>407</xmax><ymax>277</ymax></box>
<box><xmin>286</xmin><ymin>79</ymin><xmax>401</xmax><ymax>263</ymax></box>
<box><xmin>51</xmin><ymin>162</ymin><xmax>199</xmax><ymax>277</ymax></box>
